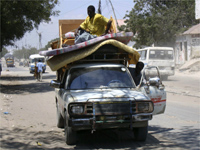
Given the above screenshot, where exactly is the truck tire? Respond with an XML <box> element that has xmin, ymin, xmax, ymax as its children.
<box><xmin>56</xmin><ymin>103</ymin><xmax>64</xmax><ymax>128</ymax></box>
<box><xmin>133</xmin><ymin>125</ymin><xmax>148</xmax><ymax>141</ymax></box>
<box><xmin>64</xmin><ymin>111</ymin><xmax>77</xmax><ymax>145</ymax></box>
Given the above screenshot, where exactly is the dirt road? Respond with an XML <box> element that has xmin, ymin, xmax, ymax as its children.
<box><xmin>0</xmin><ymin>66</ymin><xmax>199</xmax><ymax>149</ymax></box>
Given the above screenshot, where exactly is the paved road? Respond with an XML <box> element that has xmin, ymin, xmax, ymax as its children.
<box><xmin>163</xmin><ymin>74</ymin><xmax>200</xmax><ymax>98</ymax></box>
<box><xmin>0</xmin><ymin>65</ymin><xmax>199</xmax><ymax>149</ymax></box>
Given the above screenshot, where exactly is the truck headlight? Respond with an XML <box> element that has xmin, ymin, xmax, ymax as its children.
<box><xmin>137</xmin><ymin>102</ymin><xmax>153</xmax><ymax>113</ymax></box>
<box><xmin>70</xmin><ymin>105</ymin><xmax>84</xmax><ymax>114</ymax></box>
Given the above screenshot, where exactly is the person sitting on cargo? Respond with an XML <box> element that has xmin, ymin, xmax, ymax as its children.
<box><xmin>74</xmin><ymin>5</ymin><xmax>112</xmax><ymax>44</ymax></box>
<box><xmin>128</xmin><ymin>61</ymin><xmax>144</xmax><ymax>86</ymax></box>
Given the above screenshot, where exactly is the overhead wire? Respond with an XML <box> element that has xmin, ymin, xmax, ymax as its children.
<box><xmin>101</xmin><ymin>0</ymin><xmax>111</xmax><ymax>18</ymax></box>
<box><xmin>59</xmin><ymin>0</ymin><xmax>94</xmax><ymax>16</ymax></box>
<box><xmin>105</xmin><ymin>1</ymin><xmax>134</xmax><ymax>19</ymax></box>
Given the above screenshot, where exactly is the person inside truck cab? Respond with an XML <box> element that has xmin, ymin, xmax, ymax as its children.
<box><xmin>128</xmin><ymin>61</ymin><xmax>144</xmax><ymax>86</ymax></box>
<box><xmin>74</xmin><ymin>5</ymin><xmax>112</xmax><ymax>44</ymax></box>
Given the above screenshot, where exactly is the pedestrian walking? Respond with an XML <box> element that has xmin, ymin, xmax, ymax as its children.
<box><xmin>36</xmin><ymin>59</ymin><xmax>44</xmax><ymax>81</ymax></box>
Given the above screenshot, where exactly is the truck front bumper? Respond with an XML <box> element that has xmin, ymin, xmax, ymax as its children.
<box><xmin>68</xmin><ymin>113</ymin><xmax>152</xmax><ymax>130</ymax></box>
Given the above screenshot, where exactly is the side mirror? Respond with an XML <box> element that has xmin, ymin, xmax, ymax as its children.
<box><xmin>50</xmin><ymin>80</ymin><xmax>61</xmax><ymax>88</ymax></box>
<box><xmin>149</xmin><ymin>77</ymin><xmax>160</xmax><ymax>86</ymax></box>
<box><xmin>158</xmin><ymin>85</ymin><xmax>165</xmax><ymax>90</ymax></box>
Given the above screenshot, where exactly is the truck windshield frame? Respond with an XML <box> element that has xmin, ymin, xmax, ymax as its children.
<box><xmin>67</xmin><ymin>67</ymin><xmax>135</xmax><ymax>89</ymax></box>
<box><xmin>31</xmin><ymin>58</ymin><xmax>45</xmax><ymax>63</ymax></box>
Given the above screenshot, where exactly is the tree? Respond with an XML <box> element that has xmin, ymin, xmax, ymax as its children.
<box><xmin>0</xmin><ymin>0</ymin><xmax>60</xmax><ymax>51</ymax></box>
<box><xmin>0</xmin><ymin>48</ymin><xmax>9</xmax><ymax>58</ymax></box>
<box><xmin>13</xmin><ymin>46</ymin><xmax>39</xmax><ymax>60</ymax></box>
<box><xmin>44</xmin><ymin>38</ymin><xmax>60</xmax><ymax>50</ymax></box>
<box><xmin>120</xmin><ymin>0</ymin><xmax>198</xmax><ymax>48</ymax></box>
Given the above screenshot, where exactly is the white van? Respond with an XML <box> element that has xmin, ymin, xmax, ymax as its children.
<box><xmin>137</xmin><ymin>47</ymin><xmax>175</xmax><ymax>80</ymax></box>
<box><xmin>29</xmin><ymin>54</ymin><xmax>46</xmax><ymax>73</ymax></box>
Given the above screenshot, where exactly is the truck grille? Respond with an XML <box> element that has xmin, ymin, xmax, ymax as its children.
<box><xmin>86</xmin><ymin>101</ymin><xmax>136</xmax><ymax>115</ymax></box>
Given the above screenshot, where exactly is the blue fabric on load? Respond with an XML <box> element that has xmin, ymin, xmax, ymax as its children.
<box><xmin>75</xmin><ymin>31</ymin><xmax>97</xmax><ymax>44</ymax></box>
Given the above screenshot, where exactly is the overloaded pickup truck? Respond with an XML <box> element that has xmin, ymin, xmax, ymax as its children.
<box><xmin>45</xmin><ymin>37</ymin><xmax>166</xmax><ymax>145</ymax></box>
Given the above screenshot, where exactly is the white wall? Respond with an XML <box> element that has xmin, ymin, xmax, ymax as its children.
<box><xmin>175</xmin><ymin>34</ymin><xmax>200</xmax><ymax>64</ymax></box>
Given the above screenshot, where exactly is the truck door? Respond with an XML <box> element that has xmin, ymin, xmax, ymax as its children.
<box><xmin>140</xmin><ymin>66</ymin><xmax>166</xmax><ymax>115</ymax></box>
<box><xmin>146</xmin><ymin>85</ymin><xmax>166</xmax><ymax>115</ymax></box>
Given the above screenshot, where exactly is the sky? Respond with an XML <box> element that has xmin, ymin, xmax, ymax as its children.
<box><xmin>6</xmin><ymin>0</ymin><xmax>135</xmax><ymax>52</ymax></box>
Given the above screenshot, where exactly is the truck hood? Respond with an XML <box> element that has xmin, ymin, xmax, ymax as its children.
<box><xmin>69</xmin><ymin>88</ymin><xmax>150</xmax><ymax>102</ymax></box>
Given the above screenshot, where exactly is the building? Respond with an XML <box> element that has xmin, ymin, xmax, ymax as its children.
<box><xmin>174</xmin><ymin>23</ymin><xmax>200</xmax><ymax>65</ymax></box>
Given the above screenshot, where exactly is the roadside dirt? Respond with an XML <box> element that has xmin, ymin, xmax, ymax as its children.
<box><xmin>0</xmin><ymin>68</ymin><xmax>68</xmax><ymax>149</ymax></box>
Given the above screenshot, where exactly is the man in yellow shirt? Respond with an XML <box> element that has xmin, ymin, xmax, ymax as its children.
<box><xmin>75</xmin><ymin>5</ymin><xmax>112</xmax><ymax>44</ymax></box>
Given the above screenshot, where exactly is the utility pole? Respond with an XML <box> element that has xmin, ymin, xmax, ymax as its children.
<box><xmin>98</xmin><ymin>0</ymin><xmax>101</xmax><ymax>14</ymax></box>
<box><xmin>36</xmin><ymin>31</ymin><xmax>42</xmax><ymax>49</ymax></box>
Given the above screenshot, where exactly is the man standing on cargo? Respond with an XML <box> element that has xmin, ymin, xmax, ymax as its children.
<box><xmin>74</xmin><ymin>5</ymin><xmax>112</xmax><ymax>44</ymax></box>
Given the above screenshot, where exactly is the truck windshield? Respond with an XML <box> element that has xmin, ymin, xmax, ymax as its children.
<box><xmin>149</xmin><ymin>50</ymin><xmax>173</xmax><ymax>60</ymax></box>
<box><xmin>31</xmin><ymin>58</ymin><xmax>45</xmax><ymax>63</ymax></box>
<box><xmin>68</xmin><ymin>67</ymin><xmax>135</xmax><ymax>89</ymax></box>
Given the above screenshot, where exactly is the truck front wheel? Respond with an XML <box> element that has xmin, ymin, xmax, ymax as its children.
<box><xmin>64</xmin><ymin>111</ymin><xmax>77</xmax><ymax>145</ymax></box>
<box><xmin>133</xmin><ymin>126</ymin><xmax>148</xmax><ymax>141</ymax></box>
